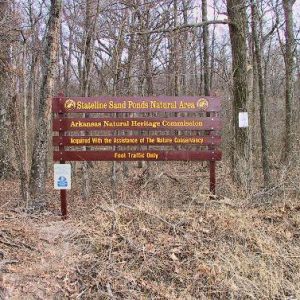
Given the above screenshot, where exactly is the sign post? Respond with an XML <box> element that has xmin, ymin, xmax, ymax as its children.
<box><xmin>209</xmin><ymin>160</ymin><xmax>216</xmax><ymax>195</ymax></box>
<box><xmin>52</xmin><ymin>95</ymin><xmax>222</xmax><ymax>218</ymax></box>
<box><xmin>58</xmin><ymin>93</ymin><xmax>67</xmax><ymax>219</ymax></box>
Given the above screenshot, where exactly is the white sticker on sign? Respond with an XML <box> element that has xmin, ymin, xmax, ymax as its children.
<box><xmin>54</xmin><ymin>164</ymin><xmax>71</xmax><ymax>190</ymax></box>
<box><xmin>239</xmin><ymin>112</ymin><xmax>249</xmax><ymax>128</ymax></box>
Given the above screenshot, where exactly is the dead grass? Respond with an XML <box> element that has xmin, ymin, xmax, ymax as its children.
<box><xmin>0</xmin><ymin>161</ymin><xmax>300</xmax><ymax>299</ymax></box>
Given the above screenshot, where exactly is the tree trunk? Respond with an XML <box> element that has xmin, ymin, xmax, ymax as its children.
<box><xmin>202</xmin><ymin>0</ymin><xmax>210</xmax><ymax>96</ymax></box>
<box><xmin>9</xmin><ymin>96</ymin><xmax>30</xmax><ymax>204</ymax></box>
<box><xmin>181</xmin><ymin>0</ymin><xmax>188</xmax><ymax>95</ymax></box>
<box><xmin>173</xmin><ymin>0</ymin><xmax>179</xmax><ymax>96</ymax></box>
<box><xmin>227</xmin><ymin>0</ymin><xmax>252</xmax><ymax>189</ymax></box>
<box><xmin>0</xmin><ymin>1</ymin><xmax>14</xmax><ymax>179</ymax></box>
<box><xmin>251</xmin><ymin>0</ymin><xmax>271</xmax><ymax>187</ymax></box>
<box><xmin>199</xmin><ymin>29</ymin><xmax>203</xmax><ymax>95</ymax></box>
<box><xmin>81</xmin><ymin>0</ymin><xmax>98</xmax><ymax>200</ymax></box>
<box><xmin>122</xmin><ymin>10</ymin><xmax>136</xmax><ymax>177</ymax></box>
<box><xmin>282</xmin><ymin>0</ymin><xmax>296</xmax><ymax>162</ymax></box>
<box><xmin>210</xmin><ymin>1</ymin><xmax>217</xmax><ymax>91</ymax></box>
<box><xmin>29</xmin><ymin>0</ymin><xmax>63</xmax><ymax>206</ymax></box>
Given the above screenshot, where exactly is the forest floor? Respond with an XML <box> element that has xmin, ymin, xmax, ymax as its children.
<box><xmin>0</xmin><ymin>161</ymin><xmax>300</xmax><ymax>299</ymax></box>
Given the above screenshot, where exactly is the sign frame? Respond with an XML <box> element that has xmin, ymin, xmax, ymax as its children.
<box><xmin>52</xmin><ymin>93</ymin><xmax>222</xmax><ymax>219</ymax></box>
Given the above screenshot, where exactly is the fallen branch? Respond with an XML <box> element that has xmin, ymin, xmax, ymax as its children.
<box><xmin>0</xmin><ymin>231</ymin><xmax>36</xmax><ymax>251</ymax></box>
<box><xmin>0</xmin><ymin>259</ymin><xmax>18</xmax><ymax>271</ymax></box>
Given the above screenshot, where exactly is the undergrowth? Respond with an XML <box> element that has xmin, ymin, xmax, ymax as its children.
<box><xmin>1</xmin><ymin>161</ymin><xmax>299</xmax><ymax>299</ymax></box>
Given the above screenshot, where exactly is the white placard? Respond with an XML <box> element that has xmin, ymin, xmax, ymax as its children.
<box><xmin>54</xmin><ymin>164</ymin><xmax>71</xmax><ymax>190</ymax></box>
<box><xmin>239</xmin><ymin>112</ymin><xmax>249</xmax><ymax>128</ymax></box>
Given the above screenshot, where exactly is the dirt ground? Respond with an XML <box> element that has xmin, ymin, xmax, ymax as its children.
<box><xmin>0</xmin><ymin>162</ymin><xmax>300</xmax><ymax>299</ymax></box>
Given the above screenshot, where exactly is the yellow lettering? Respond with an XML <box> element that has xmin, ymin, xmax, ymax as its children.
<box><xmin>162</xmin><ymin>120</ymin><xmax>203</xmax><ymax>127</ymax></box>
<box><xmin>146</xmin><ymin>152</ymin><xmax>159</xmax><ymax>159</ymax></box>
<box><xmin>127</xmin><ymin>100</ymin><xmax>149</xmax><ymax>109</ymax></box>
<box><xmin>76</xmin><ymin>101</ymin><xmax>107</xmax><ymax>110</ymax></box>
<box><xmin>114</xmin><ymin>152</ymin><xmax>127</xmax><ymax>159</ymax></box>
<box><xmin>70</xmin><ymin>121</ymin><xmax>101</xmax><ymax>127</ymax></box>
<box><xmin>150</xmin><ymin>100</ymin><xmax>177</xmax><ymax>109</ymax></box>
<box><xmin>109</xmin><ymin>101</ymin><xmax>126</xmax><ymax>109</ymax></box>
<box><xmin>70</xmin><ymin>137</ymin><xmax>91</xmax><ymax>144</ymax></box>
<box><xmin>157</xmin><ymin>137</ymin><xmax>172</xmax><ymax>143</ymax></box>
<box><xmin>91</xmin><ymin>137</ymin><xmax>102</xmax><ymax>144</ymax></box>
<box><xmin>128</xmin><ymin>152</ymin><xmax>145</xmax><ymax>159</ymax></box>
<box><xmin>179</xmin><ymin>101</ymin><xmax>196</xmax><ymax>109</ymax></box>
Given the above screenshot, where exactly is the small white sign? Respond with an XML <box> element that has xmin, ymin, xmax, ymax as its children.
<box><xmin>239</xmin><ymin>112</ymin><xmax>249</xmax><ymax>128</ymax></box>
<box><xmin>54</xmin><ymin>164</ymin><xmax>71</xmax><ymax>190</ymax></box>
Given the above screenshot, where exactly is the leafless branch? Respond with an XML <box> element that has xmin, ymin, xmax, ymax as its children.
<box><xmin>127</xmin><ymin>19</ymin><xmax>232</xmax><ymax>35</ymax></box>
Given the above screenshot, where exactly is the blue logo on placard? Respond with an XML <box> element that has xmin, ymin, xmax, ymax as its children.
<box><xmin>57</xmin><ymin>176</ymin><xmax>68</xmax><ymax>187</ymax></box>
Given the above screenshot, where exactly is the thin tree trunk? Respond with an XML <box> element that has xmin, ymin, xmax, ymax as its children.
<box><xmin>27</xmin><ymin>51</ymin><xmax>39</xmax><ymax>162</ymax></box>
<box><xmin>251</xmin><ymin>31</ymin><xmax>258</xmax><ymax>156</ymax></box>
<box><xmin>81</xmin><ymin>0</ymin><xmax>99</xmax><ymax>200</ymax></box>
<box><xmin>193</xmin><ymin>35</ymin><xmax>199</xmax><ymax>95</ymax></box>
<box><xmin>173</xmin><ymin>0</ymin><xmax>179</xmax><ymax>96</ymax></box>
<box><xmin>61</xmin><ymin>23</ymin><xmax>73</xmax><ymax>95</ymax></box>
<box><xmin>111</xmin><ymin>20</ymin><xmax>125</xmax><ymax>191</ymax></box>
<box><xmin>199</xmin><ymin>29</ymin><xmax>204</xmax><ymax>95</ymax></box>
<box><xmin>282</xmin><ymin>0</ymin><xmax>296</xmax><ymax>162</ymax></box>
<box><xmin>9</xmin><ymin>96</ymin><xmax>30</xmax><ymax>204</ymax></box>
<box><xmin>202</xmin><ymin>0</ymin><xmax>210</xmax><ymax>96</ymax></box>
<box><xmin>22</xmin><ymin>45</ymin><xmax>29</xmax><ymax>184</ymax></box>
<box><xmin>122</xmin><ymin>11</ymin><xmax>136</xmax><ymax>177</ymax></box>
<box><xmin>181</xmin><ymin>0</ymin><xmax>188</xmax><ymax>95</ymax></box>
<box><xmin>210</xmin><ymin>1</ymin><xmax>216</xmax><ymax>91</ymax></box>
<box><xmin>251</xmin><ymin>0</ymin><xmax>271</xmax><ymax>187</ymax></box>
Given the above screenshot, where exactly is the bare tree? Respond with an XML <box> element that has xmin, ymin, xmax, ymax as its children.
<box><xmin>282</xmin><ymin>0</ymin><xmax>296</xmax><ymax>162</ymax></box>
<box><xmin>0</xmin><ymin>1</ymin><xmax>14</xmax><ymax>178</ymax></box>
<box><xmin>81</xmin><ymin>0</ymin><xmax>100</xmax><ymax>200</ymax></box>
<box><xmin>251</xmin><ymin>0</ymin><xmax>271</xmax><ymax>186</ymax></box>
<box><xmin>202</xmin><ymin>0</ymin><xmax>210</xmax><ymax>96</ymax></box>
<box><xmin>227</xmin><ymin>0</ymin><xmax>252</xmax><ymax>189</ymax></box>
<box><xmin>29</xmin><ymin>0</ymin><xmax>63</xmax><ymax>206</ymax></box>
<box><xmin>1</xmin><ymin>0</ymin><xmax>296</xmax><ymax>203</ymax></box>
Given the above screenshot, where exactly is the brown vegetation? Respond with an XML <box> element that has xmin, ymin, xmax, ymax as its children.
<box><xmin>1</xmin><ymin>161</ymin><xmax>299</xmax><ymax>299</ymax></box>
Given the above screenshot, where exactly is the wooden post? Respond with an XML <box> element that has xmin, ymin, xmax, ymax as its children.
<box><xmin>208</xmin><ymin>108</ymin><xmax>216</xmax><ymax>196</ymax></box>
<box><xmin>58</xmin><ymin>93</ymin><xmax>67</xmax><ymax>219</ymax></box>
<box><xmin>209</xmin><ymin>160</ymin><xmax>216</xmax><ymax>195</ymax></box>
<box><xmin>60</xmin><ymin>189</ymin><xmax>67</xmax><ymax>219</ymax></box>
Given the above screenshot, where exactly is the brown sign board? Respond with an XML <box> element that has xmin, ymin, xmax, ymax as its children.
<box><xmin>53</xmin><ymin>150</ymin><xmax>222</xmax><ymax>162</ymax></box>
<box><xmin>53</xmin><ymin>117</ymin><xmax>221</xmax><ymax>131</ymax></box>
<box><xmin>52</xmin><ymin>94</ymin><xmax>223</xmax><ymax>219</ymax></box>
<box><xmin>53</xmin><ymin>135</ymin><xmax>222</xmax><ymax>146</ymax></box>
<box><xmin>52</xmin><ymin>96</ymin><xmax>221</xmax><ymax>113</ymax></box>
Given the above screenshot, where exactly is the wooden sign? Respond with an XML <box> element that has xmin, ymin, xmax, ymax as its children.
<box><xmin>53</xmin><ymin>135</ymin><xmax>222</xmax><ymax>146</ymax></box>
<box><xmin>54</xmin><ymin>150</ymin><xmax>222</xmax><ymax>162</ymax></box>
<box><xmin>52</xmin><ymin>96</ymin><xmax>221</xmax><ymax>113</ymax></box>
<box><xmin>53</xmin><ymin>117</ymin><xmax>221</xmax><ymax>131</ymax></box>
<box><xmin>52</xmin><ymin>94</ymin><xmax>223</xmax><ymax>219</ymax></box>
